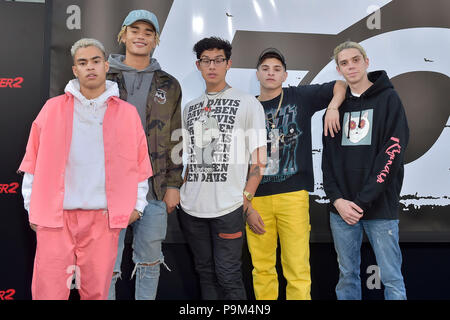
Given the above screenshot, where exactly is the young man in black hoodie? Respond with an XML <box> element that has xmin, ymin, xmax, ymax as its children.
<box><xmin>322</xmin><ymin>41</ymin><xmax>409</xmax><ymax>300</ymax></box>
<box><xmin>107</xmin><ymin>10</ymin><xmax>183</xmax><ymax>300</ymax></box>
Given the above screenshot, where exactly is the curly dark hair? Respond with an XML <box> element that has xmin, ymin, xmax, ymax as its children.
<box><xmin>193</xmin><ymin>37</ymin><xmax>232</xmax><ymax>60</ymax></box>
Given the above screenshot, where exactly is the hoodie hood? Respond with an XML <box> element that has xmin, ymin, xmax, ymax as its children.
<box><xmin>345</xmin><ymin>70</ymin><xmax>393</xmax><ymax>100</ymax></box>
<box><xmin>364</xmin><ymin>70</ymin><xmax>393</xmax><ymax>97</ymax></box>
<box><xmin>108</xmin><ymin>54</ymin><xmax>161</xmax><ymax>94</ymax></box>
<box><xmin>64</xmin><ymin>79</ymin><xmax>119</xmax><ymax>108</ymax></box>
<box><xmin>108</xmin><ymin>54</ymin><xmax>161</xmax><ymax>95</ymax></box>
<box><xmin>108</xmin><ymin>54</ymin><xmax>161</xmax><ymax>73</ymax></box>
<box><xmin>107</xmin><ymin>54</ymin><xmax>161</xmax><ymax>130</ymax></box>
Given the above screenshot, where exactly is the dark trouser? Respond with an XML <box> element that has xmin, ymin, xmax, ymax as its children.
<box><xmin>179</xmin><ymin>206</ymin><xmax>247</xmax><ymax>300</ymax></box>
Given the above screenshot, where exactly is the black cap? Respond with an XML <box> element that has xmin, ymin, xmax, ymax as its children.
<box><xmin>256</xmin><ymin>47</ymin><xmax>287</xmax><ymax>69</ymax></box>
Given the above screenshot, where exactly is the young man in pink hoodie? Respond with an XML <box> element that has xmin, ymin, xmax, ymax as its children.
<box><xmin>18</xmin><ymin>38</ymin><xmax>152</xmax><ymax>300</ymax></box>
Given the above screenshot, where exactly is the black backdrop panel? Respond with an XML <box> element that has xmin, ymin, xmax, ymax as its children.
<box><xmin>0</xmin><ymin>1</ymin><xmax>47</xmax><ymax>300</ymax></box>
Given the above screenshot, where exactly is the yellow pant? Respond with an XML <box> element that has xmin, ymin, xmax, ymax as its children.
<box><xmin>246</xmin><ymin>190</ymin><xmax>311</xmax><ymax>300</ymax></box>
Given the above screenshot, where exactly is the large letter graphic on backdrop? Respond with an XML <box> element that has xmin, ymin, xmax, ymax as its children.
<box><xmin>49</xmin><ymin>0</ymin><xmax>450</xmax><ymax>241</ymax></box>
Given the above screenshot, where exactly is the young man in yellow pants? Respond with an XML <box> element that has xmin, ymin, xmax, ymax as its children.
<box><xmin>246</xmin><ymin>48</ymin><xmax>346</xmax><ymax>299</ymax></box>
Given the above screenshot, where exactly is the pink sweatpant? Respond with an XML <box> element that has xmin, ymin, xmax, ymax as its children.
<box><xmin>32</xmin><ymin>210</ymin><xmax>121</xmax><ymax>300</ymax></box>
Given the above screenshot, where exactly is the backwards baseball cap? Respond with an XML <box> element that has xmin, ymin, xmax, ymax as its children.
<box><xmin>256</xmin><ymin>47</ymin><xmax>287</xmax><ymax>70</ymax></box>
<box><xmin>122</xmin><ymin>9</ymin><xmax>160</xmax><ymax>34</ymax></box>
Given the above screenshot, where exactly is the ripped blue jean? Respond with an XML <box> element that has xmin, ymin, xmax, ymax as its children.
<box><xmin>108</xmin><ymin>200</ymin><xmax>168</xmax><ymax>300</ymax></box>
<box><xmin>330</xmin><ymin>212</ymin><xmax>407</xmax><ymax>300</ymax></box>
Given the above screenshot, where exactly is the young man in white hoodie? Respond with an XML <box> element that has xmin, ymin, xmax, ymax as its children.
<box><xmin>19</xmin><ymin>38</ymin><xmax>152</xmax><ymax>300</ymax></box>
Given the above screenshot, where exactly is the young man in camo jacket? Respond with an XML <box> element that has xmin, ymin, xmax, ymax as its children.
<box><xmin>107</xmin><ymin>9</ymin><xmax>183</xmax><ymax>300</ymax></box>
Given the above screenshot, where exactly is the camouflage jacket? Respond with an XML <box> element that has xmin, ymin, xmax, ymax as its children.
<box><xmin>107</xmin><ymin>69</ymin><xmax>183</xmax><ymax>201</ymax></box>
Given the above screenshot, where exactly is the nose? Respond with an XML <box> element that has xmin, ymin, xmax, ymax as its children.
<box><xmin>137</xmin><ymin>32</ymin><xmax>145</xmax><ymax>40</ymax></box>
<box><xmin>208</xmin><ymin>61</ymin><xmax>216</xmax><ymax>70</ymax></box>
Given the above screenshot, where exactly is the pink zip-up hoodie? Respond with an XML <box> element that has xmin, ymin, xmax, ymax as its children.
<box><xmin>18</xmin><ymin>91</ymin><xmax>152</xmax><ymax>229</ymax></box>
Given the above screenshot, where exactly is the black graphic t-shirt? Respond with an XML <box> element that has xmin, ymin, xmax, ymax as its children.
<box><xmin>255</xmin><ymin>82</ymin><xmax>335</xmax><ymax>197</ymax></box>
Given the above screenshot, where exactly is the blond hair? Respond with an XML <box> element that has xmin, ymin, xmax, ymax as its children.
<box><xmin>117</xmin><ymin>26</ymin><xmax>160</xmax><ymax>46</ymax></box>
<box><xmin>71</xmin><ymin>38</ymin><xmax>106</xmax><ymax>60</ymax></box>
<box><xmin>333</xmin><ymin>41</ymin><xmax>367</xmax><ymax>65</ymax></box>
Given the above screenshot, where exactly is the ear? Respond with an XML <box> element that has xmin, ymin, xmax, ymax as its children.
<box><xmin>226</xmin><ymin>59</ymin><xmax>232</xmax><ymax>70</ymax></box>
<box><xmin>72</xmin><ymin>65</ymin><xmax>78</xmax><ymax>78</ymax></box>
<box><xmin>256</xmin><ymin>68</ymin><xmax>264</xmax><ymax>82</ymax></box>
<box><xmin>282</xmin><ymin>71</ymin><xmax>288</xmax><ymax>82</ymax></box>
<box><xmin>195</xmin><ymin>60</ymin><xmax>201</xmax><ymax>71</ymax></box>
<box><xmin>336</xmin><ymin>65</ymin><xmax>342</xmax><ymax>76</ymax></box>
<box><xmin>120</xmin><ymin>28</ymin><xmax>127</xmax><ymax>44</ymax></box>
<box><xmin>104</xmin><ymin>61</ymin><xmax>110</xmax><ymax>73</ymax></box>
<box><xmin>255</xmin><ymin>70</ymin><xmax>260</xmax><ymax>81</ymax></box>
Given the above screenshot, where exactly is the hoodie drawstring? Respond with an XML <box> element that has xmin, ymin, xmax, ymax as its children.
<box><xmin>358</xmin><ymin>96</ymin><xmax>364</xmax><ymax>128</ymax></box>
<box><xmin>130</xmin><ymin>76</ymin><xmax>136</xmax><ymax>96</ymax></box>
<box><xmin>347</xmin><ymin>96</ymin><xmax>364</xmax><ymax>139</ymax></box>
<box><xmin>137</xmin><ymin>73</ymin><xmax>143</xmax><ymax>90</ymax></box>
<box><xmin>347</xmin><ymin>111</ymin><xmax>351</xmax><ymax>139</ymax></box>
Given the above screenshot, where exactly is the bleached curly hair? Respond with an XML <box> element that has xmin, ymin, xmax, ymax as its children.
<box><xmin>71</xmin><ymin>38</ymin><xmax>107</xmax><ymax>60</ymax></box>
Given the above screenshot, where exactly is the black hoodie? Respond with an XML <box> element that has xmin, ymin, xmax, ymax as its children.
<box><xmin>322</xmin><ymin>70</ymin><xmax>409</xmax><ymax>220</ymax></box>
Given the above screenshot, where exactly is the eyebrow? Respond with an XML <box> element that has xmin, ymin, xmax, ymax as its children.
<box><xmin>130</xmin><ymin>25</ymin><xmax>155</xmax><ymax>32</ymax></box>
<box><xmin>261</xmin><ymin>63</ymin><xmax>283</xmax><ymax>68</ymax></box>
<box><xmin>76</xmin><ymin>56</ymin><xmax>102</xmax><ymax>63</ymax></box>
<box><xmin>340</xmin><ymin>54</ymin><xmax>362</xmax><ymax>63</ymax></box>
<box><xmin>200</xmin><ymin>55</ymin><xmax>225</xmax><ymax>59</ymax></box>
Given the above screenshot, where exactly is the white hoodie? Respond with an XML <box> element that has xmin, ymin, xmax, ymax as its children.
<box><xmin>22</xmin><ymin>79</ymin><xmax>148</xmax><ymax>214</ymax></box>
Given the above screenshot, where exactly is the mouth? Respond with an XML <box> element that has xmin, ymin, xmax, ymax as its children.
<box><xmin>133</xmin><ymin>41</ymin><xmax>147</xmax><ymax>48</ymax></box>
<box><xmin>86</xmin><ymin>74</ymin><xmax>97</xmax><ymax>80</ymax></box>
<box><xmin>207</xmin><ymin>73</ymin><xmax>217</xmax><ymax>78</ymax></box>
